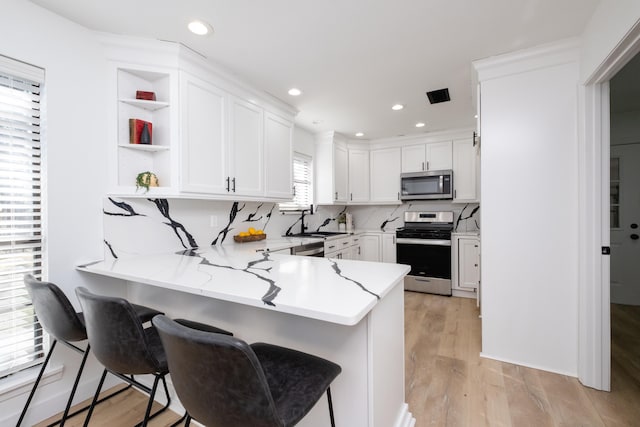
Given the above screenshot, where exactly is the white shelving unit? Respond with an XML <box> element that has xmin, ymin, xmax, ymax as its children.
<box><xmin>116</xmin><ymin>67</ymin><xmax>175</xmax><ymax>192</ymax></box>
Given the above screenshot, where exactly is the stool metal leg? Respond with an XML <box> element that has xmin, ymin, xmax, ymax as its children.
<box><xmin>82</xmin><ymin>369</ymin><xmax>107</xmax><ymax>427</ymax></box>
<box><xmin>327</xmin><ymin>387</ymin><xmax>336</xmax><ymax>427</ymax></box>
<box><xmin>140</xmin><ymin>375</ymin><xmax>160</xmax><ymax>427</ymax></box>
<box><xmin>57</xmin><ymin>344</ymin><xmax>90</xmax><ymax>426</ymax></box>
<box><xmin>185</xmin><ymin>415</ymin><xmax>192</xmax><ymax>426</ymax></box>
<box><xmin>16</xmin><ymin>339</ymin><xmax>58</xmax><ymax>427</ymax></box>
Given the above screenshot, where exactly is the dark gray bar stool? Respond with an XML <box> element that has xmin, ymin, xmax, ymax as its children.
<box><xmin>153</xmin><ymin>315</ymin><xmax>342</xmax><ymax>427</ymax></box>
<box><xmin>17</xmin><ymin>275</ymin><xmax>163</xmax><ymax>427</ymax></box>
<box><xmin>75</xmin><ymin>287</ymin><xmax>232</xmax><ymax>427</ymax></box>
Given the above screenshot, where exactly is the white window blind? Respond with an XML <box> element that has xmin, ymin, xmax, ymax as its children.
<box><xmin>0</xmin><ymin>58</ymin><xmax>45</xmax><ymax>378</ymax></box>
<box><xmin>280</xmin><ymin>153</ymin><xmax>313</xmax><ymax>212</ymax></box>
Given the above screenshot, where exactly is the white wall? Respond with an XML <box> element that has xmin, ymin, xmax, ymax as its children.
<box><xmin>0</xmin><ymin>1</ymin><xmax>119</xmax><ymax>425</ymax></box>
<box><xmin>581</xmin><ymin>0</ymin><xmax>640</xmax><ymax>83</ymax></box>
<box><xmin>475</xmin><ymin>41</ymin><xmax>580</xmax><ymax>375</ymax></box>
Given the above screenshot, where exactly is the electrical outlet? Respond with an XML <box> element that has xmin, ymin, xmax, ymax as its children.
<box><xmin>210</xmin><ymin>216</ymin><xmax>218</xmax><ymax>227</ymax></box>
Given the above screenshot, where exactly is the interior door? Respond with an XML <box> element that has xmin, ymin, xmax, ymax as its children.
<box><xmin>610</xmin><ymin>144</ymin><xmax>640</xmax><ymax>304</ymax></box>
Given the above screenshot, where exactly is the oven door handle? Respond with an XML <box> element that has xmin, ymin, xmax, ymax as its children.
<box><xmin>396</xmin><ymin>238</ymin><xmax>451</xmax><ymax>246</ymax></box>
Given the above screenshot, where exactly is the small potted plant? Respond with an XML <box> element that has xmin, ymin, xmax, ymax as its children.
<box><xmin>135</xmin><ymin>171</ymin><xmax>159</xmax><ymax>193</ymax></box>
<box><xmin>337</xmin><ymin>212</ymin><xmax>347</xmax><ymax>232</ymax></box>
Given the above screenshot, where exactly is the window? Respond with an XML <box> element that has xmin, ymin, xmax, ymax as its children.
<box><xmin>280</xmin><ymin>152</ymin><xmax>313</xmax><ymax>212</ymax></box>
<box><xmin>0</xmin><ymin>56</ymin><xmax>45</xmax><ymax>378</ymax></box>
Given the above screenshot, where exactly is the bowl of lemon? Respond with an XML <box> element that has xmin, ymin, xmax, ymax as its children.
<box><xmin>233</xmin><ymin>227</ymin><xmax>266</xmax><ymax>243</ymax></box>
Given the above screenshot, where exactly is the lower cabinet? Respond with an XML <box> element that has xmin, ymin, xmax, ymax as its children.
<box><xmin>381</xmin><ymin>233</ymin><xmax>397</xmax><ymax>263</ymax></box>
<box><xmin>359</xmin><ymin>234</ymin><xmax>381</xmax><ymax>262</ymax></box>
<box><xmin>452</xmin><ymin>234</ymin><xmax>480</xmax><ymax>292</ymax></box>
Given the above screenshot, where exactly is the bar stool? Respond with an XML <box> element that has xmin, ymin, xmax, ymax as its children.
<box><xmin>17</xmin><ymin>275</ymin><xmax>163</xmax><ymax>427</ymax></box>
<box><xmin>153</xmin><ymin>315</ymin><xmax>342</xmax><ymax>427</ymax></box>
<box><xmin>74</xmin><ymin>287</ymin><xmax>232</xmax><ymax>427</ymax></box>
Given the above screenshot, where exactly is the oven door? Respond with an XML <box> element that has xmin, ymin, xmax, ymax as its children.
<box><xmin>396</xmin><ymin>238</ymin><xmax>452</xmax><ymax>295</ymax></box>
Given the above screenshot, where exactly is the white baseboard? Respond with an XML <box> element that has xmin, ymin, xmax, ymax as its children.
<box><xmin>479</xmin><ymin>352</ymin><xmax>578</xmax><ymax>378</ymax></box>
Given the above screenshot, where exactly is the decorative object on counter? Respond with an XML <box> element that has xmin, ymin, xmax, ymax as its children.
<box><xmin>337</xmin><ymin>212</ymin><xmax>347</xmax><ymax>232</ymax></box>
<box><xmin>135</xmin><ymin>171</ymin><xmax>159</xmax><ymax>193</ymax></box>
<box><xmin>454</xmin><ymin>204</ymin><xmax>480</xmax><ymax>232</ymax></box>
<box><xmin>234</xmin><ymin>227</ymin><xmax>266</xmax><ymax>243</ymax></box>
<box><xmin>346</xmin><ymin>212</ymin><xmax>354</xmax><ymax>232</ymax></box>
<box><xmin>129</xmin><ymin>118</ymin><xmax>153</xmax><ymax>145</ymax></box>
<box><xmin>135</xmin><ymin>90</ymin><xmax>156</xmax><ymax>101</ymax></box>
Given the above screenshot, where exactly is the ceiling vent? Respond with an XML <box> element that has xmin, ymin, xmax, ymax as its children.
<box><xmin>426</xmin><ymin>88</ymin><xmax>450</xmax><ymax>104</ymax></box>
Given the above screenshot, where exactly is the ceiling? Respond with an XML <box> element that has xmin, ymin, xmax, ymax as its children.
<box><xmin>30</xmin><ymin>0</ymin><xmax>600</xmax><ymax>140</ymax></box>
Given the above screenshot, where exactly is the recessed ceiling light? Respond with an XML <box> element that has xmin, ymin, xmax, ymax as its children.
<box><xmin>415</xmin><ymin>122</ymin><xmax>425</xmax><ymax>128</ymax></box>
<box><xmin>288</xmin><ymin>88</ymin><xmax>302</xmax><ymax>96</ymax></box>
<box><xmin>188</xmin><ymin>20</ymin><xmax>212</xmax><ymax>36</ymax></box>
<box><xmin>355</xmin><ymin>132</ymin><xmax>364</xmax><ymax>137</ymax></box>
<box><xmin>392</xmin><ymin>104</ymin><xmax>404</xmax><ymax>111</ymax></box>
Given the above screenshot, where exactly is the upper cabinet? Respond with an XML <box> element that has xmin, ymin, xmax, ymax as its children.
<box><xmin>401</xmin><ymin>141</ymin><xmax>452</xmax><ymax>173</ymax></box>
<box><xmin>452</xmin><ymin>137</ymin><xmax>479</xmax><ymax>203</ymax></box>
<box><xmin>370</xmin><ymin>147</ymin><xmax>401</xmax><ymax>204</ymax></box>
<box><xmin>348</xmin><ymin>148</ymin><xmax>370</xmax><ymax>203</ymax></box>
<box><xmin>179</xmin><ymin>72</ymin><xmax>228</xmax><ymax>194</ymax></box>
<box><xmin>315</xmin><ymin>132</ymin><xmax>348</xmax><ymax>204</ymax></box>
<box><xmin>264</xmin><ymin>112</ymin><xmax>294</xmax><ymax>199</ymax></box>
<box><xmin>105</xmin><ymin>38</ymin><xmax>295</xmax><ymax>201</ymax></box>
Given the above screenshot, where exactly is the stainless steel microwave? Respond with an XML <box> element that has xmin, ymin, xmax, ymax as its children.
<box><xmin>400</xmin><ymin>169</ymin><xmax>453</xmax><ymax>200</ymax></box>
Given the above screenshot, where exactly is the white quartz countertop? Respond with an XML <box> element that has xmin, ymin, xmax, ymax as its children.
<box><xmin>78</xmin><ymin>245</ymin><xmax>410</xmax><ymax>326</ymax></box>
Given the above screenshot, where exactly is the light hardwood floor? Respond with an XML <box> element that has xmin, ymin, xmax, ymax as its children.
<box><xmin>405</xmin><ymin>292</ymin><xmax>640</xmax><ymax>427</ymax></box>
<box><xmin>36</xmin><ymin>294</ymin><xmax>640</xmax><ymax>426</ymax></box>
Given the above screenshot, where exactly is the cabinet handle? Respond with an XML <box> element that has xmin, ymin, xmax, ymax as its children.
<box><xmin>350</xmin><ymin>193</ymin><xmax>353</xmax><ymax>201</ymax></box>
<box><xmin>422</xmin><ymin>161</ymin><xmax>425</xmax><ymax>171</ymax></box>
<box><xmin>328</xmin><ymin>245</ymin><xmax>336</xmax><ymax>250</ymax></box>
<box><xmin>397</xmin><ymin>192</ymin><xmax>400</xmax><ymax>200</ymax></box>
<box><xmin>342</xmin><ymin>241</ymin><xmax>349</xmax><ymax>246</ymax></box>
<box><xmin>226</xmin><ymin>177</ymin><xmax>230</xmax><ymax>192</ymax></box>
<box><xmin>292</xmin><ymin>186</ymin><xmax>296</xmax><ymax>197</ymax></box>
<box><xmin>426</xmin><ymin>161</ymin><xmax>429</xmax><ymax>170</ymax></box>
<box><xmin>335</xmin><ymin>191</ymin><xmax>338</xmax><ymax>200</ymax></box>
<box><xmin>358</xmin><ymin>247</ymin><xmax>361</xmax><ymax>255</ymax></box>
<box><xmin>454</xmin><ymin>189</ymin><xmax>456</xmax><ymax>198</ymax></box>
<box><xmin>232</xmin><ymin>177</ymin><xmax>236</xmax><ymax>192</ymax></box>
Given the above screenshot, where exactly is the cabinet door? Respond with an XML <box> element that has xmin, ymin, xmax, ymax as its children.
<box><xmin>180</xmin><ymin>74</ymin><xmax>228</xmax><ymax>194</ymax></box>
<box><xmin>426</xmin><ymin>141</ymin><xmax>452</xmax><ymax>170</ymax></box>
<box><xmin>401</xmin><ymin>144</ymin><xmax>426</xmax><ymax>173</ymax></box>
<box><xmin>452</xmin><ymin>138</ymin><xmax>478</xmax><ymax>202</ymax></box>
<box><xmin>381</xmin><ymin>234</ymin><xmax>397</xmax><ymax>263</ymax></box>
<box><xmin>229</xmin><ymin>96</ymin><xmax>264</xmax><ymax>197</ymax></box>
<box><xmin>348</xmin><ymin>149</ymin><xmax>370</xmax><ymax>203</ymax></box>
<box><xmin>264</xmin><ymin>112</ymin><xmax>293</xmax><ymax>199</ymax></box>
<box><xmin>370</xmin><ymin>147</ymin><xmax>401</xmax><ymax>203</ymax></box>
<box><xmin>334</xmin><ymin>144</ymin><xmax>349</xmax><ymax>202</ymax></box>
<box><xmin>458</xmin><ymin>238</ymin><xmax>480</xmax><ymax>289</ymax></box>
<box><xmin>359</xmin><ymin>234</ymin><xmax>381</xmax><ymax>262</ymax></box>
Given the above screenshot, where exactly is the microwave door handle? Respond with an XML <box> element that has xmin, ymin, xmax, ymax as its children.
<box><xmin>439</xmin><ymin>175</ymin><xmax>444</xmax><ymax>192</ymax></box>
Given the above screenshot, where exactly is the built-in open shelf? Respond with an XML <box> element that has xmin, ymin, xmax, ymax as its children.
<box><xmin>119</xmin><ymin>98</ymin><xmax>169</xmax><ymax>111</ymax></box>
<box><xmin>118</xmin><ymin>144</ymin><xmax>170</xmax><ymax>152</ymax></box>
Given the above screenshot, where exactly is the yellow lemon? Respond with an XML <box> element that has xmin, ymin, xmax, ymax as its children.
<box><xmin>248</xmin><ymin>227</ymin><xmax>257</xmax><ymax>235</ymax></box>
<box><xmin>257</xmin><ymin>229</ymin><xmax>264</xmax><ymax>235</ymax></box>
<box><xmin>239</xmin><ymin>231</ymin><xmax>249</xmax><ymax>237</ymax></box>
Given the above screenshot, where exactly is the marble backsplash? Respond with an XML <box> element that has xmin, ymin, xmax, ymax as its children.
<box><xmin>102</xmin><ymin>197</ymin><xmax>480</xmax><ymax>260</ymax></box>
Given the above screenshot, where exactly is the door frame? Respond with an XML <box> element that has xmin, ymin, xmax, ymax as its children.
<box><xmin>579</xmin><ymin>20</ymin><xmax>640</xmax><ymax>391</ymax></box>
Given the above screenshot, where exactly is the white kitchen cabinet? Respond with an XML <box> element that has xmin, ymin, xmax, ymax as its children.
<box><xmin>264</xmin><ymin>112</ymin><xmax>293</xmax><ymax>199</ymax></box>
<box><xmin>359</xmin><ymin>234</ymin><xmax>381</xmax><ymax>262</ymax></box>
<box><xmin>453</xmin><ymin>234</ymin><xmax>480</xmax><ymax>291</ymax></box>
<box><xmin>180</xmin><ymin>72</ymin><xmax>228</xmax><ymax>194</ymax></box>
<box><xmin>229</xmin><ymin>95</ymin><xmax>264</xmax><ymax>197</ymax></box>
<box><xmin>350</xmin><ymin>235</ymin><xmax>362</xmax><ymax>260</ymax></box>
<box><xmin>452</xmin><ymin>137</ymin><xmax>479</xmax><ymax>202</ymax></box>
<box><xmin>381</xmin><ymin>233</ymin><xmax>397</xmax><ymax>263</ymax></box>
<box><xmin>348</xmin><ymin>148</ymin><xmax>370</xmax><ymax>203</ymax></box>
<box><xmin>370</xmin><ymin>147</ymin><xmax>401</xmax><ymax>203</ymax></box>
<box><xmin>315</xmin><ymin>132</ymin><xmax>348</xmax><ymax>204</ymax></box>
<box><xmin>401</xmin><ymin>141</ymin><xmax>452</xmax><ymax>173</ymax></box>
<box><xmin>325</xmin><ymin>235</ymin><xmax>355</xmax><ymax>259</ymax></box>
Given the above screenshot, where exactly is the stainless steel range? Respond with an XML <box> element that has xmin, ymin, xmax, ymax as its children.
<box><xmin>396</xmin><ymin>211</ymin><xmax>453</xmax><ymax>295</ymax></box>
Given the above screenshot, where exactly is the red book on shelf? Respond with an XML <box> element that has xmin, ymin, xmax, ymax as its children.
<box><xmin>129</xmin><ymin>119</ymin><xmax>153</xmax><ymax>145</ymax></box>
<box><xmin>136</xmin><ymin>90</ymin><xmax>156</xmax><ymax>101</ymax></box>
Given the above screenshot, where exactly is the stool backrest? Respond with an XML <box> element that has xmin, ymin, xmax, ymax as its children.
<box><xmin>75</xmin><ymin>287</ymin><xmax>162</xmax><ymax>375</ymax></box>
<box><xmin>24</xmin><ymin>275</ymin><xmax>86</xmax><ymax>342</ymax></box>
<box><xmin>153</xmin><ymin>315</ymin><xmax>282</xmax><ymax>427</ymax></box>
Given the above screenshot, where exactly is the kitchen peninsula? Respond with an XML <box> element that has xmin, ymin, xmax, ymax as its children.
<box><xmin>78</xmin><ymin>245</ymin><xmax>414</xmax><ymax>427</ymax></box>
